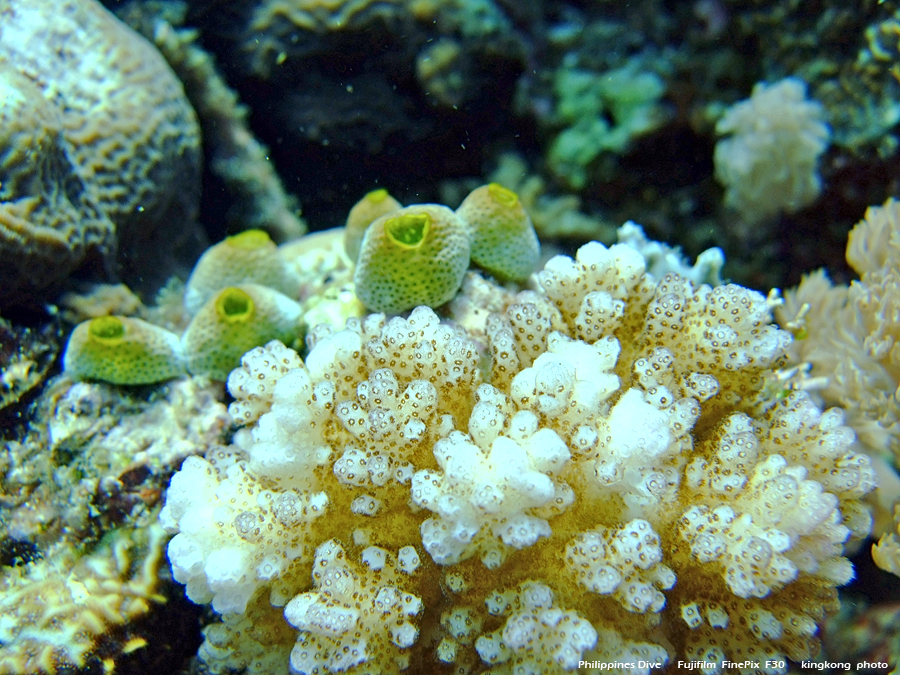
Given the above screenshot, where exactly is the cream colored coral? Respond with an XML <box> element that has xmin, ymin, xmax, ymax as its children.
<box><xmin>714</xmin><ymin>78</ymin><xmax>829</xmax><ymax>224</ymax></box>
<box><xmin>776</xmin><ymin>200</ymin><xmax>900</xmax><ymax>540</ymax></box>
<box><xmin>583</xmin><ymin>626</ymin><xmax>669</xmax><ymax>674</ymax></box>
<box><xmin>566</xmin><ymin>519</ymin><xmax>675</xmax><ymax>613</ymax></box>
<box><xmin>412</xmin><ymin>408</ymin><xmax>573</xmax><ymax>567</ymax></box>
<box><xmin>0</xmin><ymin>0</ymin><xmax>201</xmax><ymax>300</ymax></box>
<box><xmin>162</xmin><ymin>234</ymin><xmax>872</xmax><ymax>673</ymax></box>
<box><xmin>777</xmin><ymin>269</ymin><xmax>895</xmax><ymax>454</ymax></box>
<box><xmin>284</xmin><ymin>540</ymin><xmax>423</xmax><ymax>674</ymax></box>
<box><xmin>873</xmin><ymin>513</ymin><xmax>900</xmax><ymax>576</ymax></box>
<box><xmin>779</xmin><ymin>199</ymin><xmax>900</xmax><ymax>573</ymax></box>
<box><xmin>160</xmin><ymin>451</ymin><xmax>329</xmax><ymax>614</ymax></box>
<box><xmin>227</xmin><ymin>340</ymin><xmax>305</xmax><ymax>426</ymax></box>
<box><xmin>475</xmin><ymin>581</ymin><xmax>598</xmax><ymax>673</ymax></box>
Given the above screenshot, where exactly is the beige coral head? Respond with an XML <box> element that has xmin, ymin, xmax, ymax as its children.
<box><xmin>0</xmin><ymin>0</ymin><xmax>203</xmax><ymax>301</ymax></box>
<box><xmin>0</xmin><ymin>63</ymin><xmax>114</xmax><ymax>303</ymax></box>
<box><xmin>713</xmin><ymin>77</ymin><xmax>829</xmax><ymax>224</ymax></box>
<box><xmin>846</xmin><ymin>197</ymin><xmax>900</xmax><ymax>276</ymax></box>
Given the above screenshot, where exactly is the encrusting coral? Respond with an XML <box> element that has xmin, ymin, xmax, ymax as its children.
<box><xmin>0</xmin><ymin>521</ymin><xmax>168</xmax><ymax>675</ymax></box>
<box><xmin>0</xmin><ymin>0</ymin><xmax>202</xmax><ymax>303</ymax></box>
<box><xmin>161</xmin><ymin>222</ymin><xmax>875</xmax><ymax>673</ymax></box>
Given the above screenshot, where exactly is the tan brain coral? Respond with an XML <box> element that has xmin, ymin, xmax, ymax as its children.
<box><xmin>0</xmin><ymin>0</ymin><xmax>201</xmax><ymax>302</ymax></box>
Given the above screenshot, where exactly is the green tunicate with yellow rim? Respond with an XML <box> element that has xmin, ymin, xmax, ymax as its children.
<box><xmin>182</xmin><ymin>284</ymin><xmax>304</xmax><ymax>380</ymax></box>
<box><xmin>344</xmin><ymin>188</ymin><xmax>402</xmax><ymax>262</ymax></box>
<box><xmin>455</xmin><ymin>183</ymin><xmax>541</xmax><ymax>282</ymax></box>
<box><xmin>183</xmin><ymin>229</ymin><xmax>300</xmax><ymax>315</ymax></box>
<box><xmin>353</xmin><ymin>204</ymin><xmax>470</xmax><ymax>314</ymax></box>
<box><xmin>63</xmin><ymin>315</ymin><xmax>186</xmax><ymax>385</ymax></box>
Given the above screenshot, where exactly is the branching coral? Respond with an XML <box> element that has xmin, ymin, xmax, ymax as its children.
<box><xmin>161</xmin><ymin>226</ymin><xmax>874</xmax><ymax>673</ymax></box>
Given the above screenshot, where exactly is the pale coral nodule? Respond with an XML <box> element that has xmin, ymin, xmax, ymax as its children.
<box><xmin>714</xmin><ymin>77</ymin><xmax>829</xmax><ymax>224</ymax></box>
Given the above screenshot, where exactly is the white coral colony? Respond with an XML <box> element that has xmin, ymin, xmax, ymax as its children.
<box><xmin>161</xmin><ymin>227</ymin><xmax>875</xmax><ymax>674</ymax></box>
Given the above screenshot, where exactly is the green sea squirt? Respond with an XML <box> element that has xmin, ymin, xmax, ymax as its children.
<box><xmin>353</xmin><ymin>204</ymin><xmax>471</xmax><ymax>314</ymax></box>
<box><xmin>63</xmin><ymin>315</ymin><xmax>186</xmax><ymax>384</ymax></box>
<box><xmin>182</xmin><ymin>284</ymin><xmax>303</xmax><ymax>381</ymax></box>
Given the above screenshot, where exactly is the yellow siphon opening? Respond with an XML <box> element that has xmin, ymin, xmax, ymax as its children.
<box><xmin>488</xmin><ymin>183</ymin><xmax>519</xmax><ymax>207</ymax></box>
<box><xmin>226</xmin><ymin>229</ymin><xmax>271</xmax><ymax>249</ymax></box>
<box><xmin>385</xmin><ymin>213</ymin><xmax>431</xmax><ymax>249</ymax></box>
<box><xmin>215</xmin><ymin>287</ymin><xmax>255</xmax><ymax>323</ymax></box>
<box><xmin>366</xmin><ymin>188</ymin><xmax>389</xmax><ymax>203</ymax></box>
<box><xmin>89</xmin><ymin>316</ymin><xmax>126</xmax><ymax>344</ymax></box>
